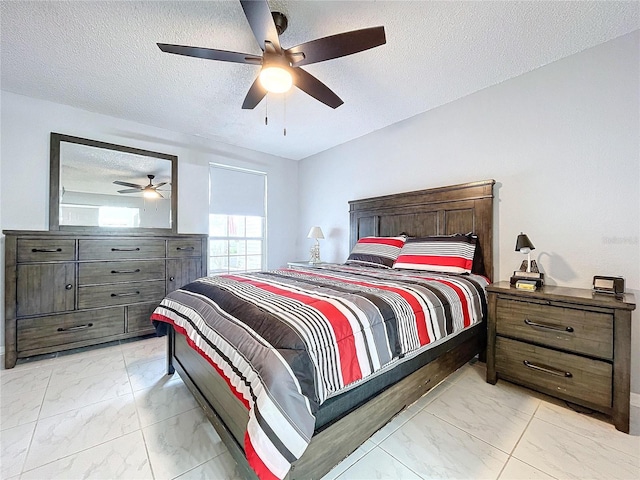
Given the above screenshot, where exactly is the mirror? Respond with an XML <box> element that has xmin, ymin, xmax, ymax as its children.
<box><xmin>50</xmin><ymin>133</ymin><xmax>177</xmax><ymax>232</ymax></box>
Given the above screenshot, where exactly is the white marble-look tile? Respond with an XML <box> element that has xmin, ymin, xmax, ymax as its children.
<box><xmin>0</xmin><ymin>364</ymin><xmax>52</xmax><ymax>397</ymax></box>
<box><xmin>425</xmin><ymin>383</ymin><xmax>532</xmax><ymax>453</ymax></box>
<box><xmin>134</xmin><ymin>376</ymin><xmax>197</xmax><ymax>427</ymax></box>
<box><xmin>512</xmin><ymin>417</ymin><xmax>639</xmax><ymax>480</ymax></box>
<box><xmin>143</xmin><ymin>407</ymin><xmax>227</xmax><ymax>479</ymax></box>
<box><xmin>337</xmin><ymin>446</ymin><xmax>422</xmax><ymax>479</ymax></box>
<box><xmin>175</xmin><ymin>451</ymin><xmax>243</xmax><ymax>480</ymax></box>
<box><xmin>127</xmin><ymin>356</ymin><xmax>172</xmax><ymax>392</ymax></box>
<box><xmin>50</xmin><ymin>349</ymin><xmax>126</xmax><ymax>384</ymax></box>
<box><xmin>534</xmin><ymin>402</ymin><xmax>640</xmax><ymax>458</ymax></box>
<box><xmin>0</xmin><ymin>386</ymin><xmax>45</xmax><ymax>431</ymax></box>
<box><xmin>379</xmin><ymin>410</ymin><xmax>508</xmax><ymax>479</ymax></box>
<box><xmin>20</xmin><ymin>430</ymin><xmax>152</xmax><ymax>480</ymax></box>
<box><xmin>0</xmin><ymin>421</ymin><xmax>35</xmax><ymax>478</ymax></box>
<box><xmin>498</xmin><ymin>457</ymin><xmax>555</xmax><ymax>479</ymax></box>
<box><xmin>453</xmin><ymin>365</ymin><xmax>543</xmax><ymax>416</ymax></box>
<box><xmin>321</xmin><ymin>440</ymin><xmax>376</xmax><ymax>480</ymax></box>
<box><xmin>23</xmin><ymin>394</ymin><xmax>140</xmax><ymax>471</ymax></box>
<box><xmin>368</xmin><ymin>379</ymin><xmax>454</xmax><ymax>445</ymax></box>
<box><xmin>39</xmin><ymin>368</ymin><xmax>132</xmax><ymax>418</ymax></box>
<box><xmin>122</xmin><ymin>336</ymin><xmax>166</xmax><ymax>365</ymax></box>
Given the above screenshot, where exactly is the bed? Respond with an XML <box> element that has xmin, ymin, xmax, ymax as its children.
<box><xmin>153</xmin><ymin>179</ymin><xmax>495</xmax><ymax>480</ymax></box>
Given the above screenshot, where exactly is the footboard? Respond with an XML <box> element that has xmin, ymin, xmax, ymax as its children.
<box><xmin>167</xmin><ymin>325</ymin><xmax>483</xmax><ymax>480</ymax></box>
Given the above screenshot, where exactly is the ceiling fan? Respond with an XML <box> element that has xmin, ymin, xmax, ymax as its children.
<box><xmin>157</xmin><ymin>0</ymin><xmax>386</xmax><ymax>109</ymax></box>
<box><xmin>114</xmin><ymin>175</ymin><xmax>168</xmax><ymax>198</ymax></box>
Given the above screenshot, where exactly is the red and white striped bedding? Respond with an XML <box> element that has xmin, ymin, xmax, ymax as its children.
<box><xmin>152</xmin><ymin>264</ymin><xmax>488</xmax><ymax>480</ymax></box>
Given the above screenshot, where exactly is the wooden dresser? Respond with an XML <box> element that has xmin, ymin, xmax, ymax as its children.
<box><xmin>4</xmin><ymin>230</ymin><xmax>208</xmax><ymax>368</ymax></box>
<box><xmin>486</xmin><ymin>281</ymin><xmax>636</xmax><ymax>432</ymax></box>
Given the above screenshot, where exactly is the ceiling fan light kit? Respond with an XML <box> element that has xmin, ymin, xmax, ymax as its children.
<box><xmin>157</xmin><ymin>0</ymin><xmax>386</xmax><ymax>109</ymax></box>
<box><xmin>114</xmin><ymin>174</ymin><xmax>167</xmax><ymax>199</ymax></box>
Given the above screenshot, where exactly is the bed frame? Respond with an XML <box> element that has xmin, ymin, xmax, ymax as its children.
<box><xmin>167</xmin><ymin>179</ymin><xmax>495</xmax><ymax>480</ymax></box>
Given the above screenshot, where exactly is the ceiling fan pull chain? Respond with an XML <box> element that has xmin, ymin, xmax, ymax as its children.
<box><xmin>265</xmin><ymin>95</ymin><xmax>268</xmax><ymax>126</ymax></box>
<box><xmin>283</xmin><ymin>93</ymin><xmax>287</xmax><ymax>137</ymax></box>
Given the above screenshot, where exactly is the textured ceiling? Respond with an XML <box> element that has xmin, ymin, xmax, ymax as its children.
<box><xmin>1</xmin><ymin>1</ymin><xmax>638</xmax><ymax>160</ymax></box>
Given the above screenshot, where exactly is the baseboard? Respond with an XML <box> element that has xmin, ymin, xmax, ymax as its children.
<box><xmin>631</xmin><ymin>392</ymin><xmax>640</xmax><ymax>408</ymax></box>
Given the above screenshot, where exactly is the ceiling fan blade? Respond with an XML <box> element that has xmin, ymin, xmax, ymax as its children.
<box><xmin>157</xmin><ymin>192</ymin><xmax>165</xmax><ymax>199</ymax></box>
<box><xmin>291</xmin><ymin>68</ymin><xmax>343</xmax><ymax>109</ymax></box>
<box><xmin>153</xmin><ymin>182</ymin><xmax>168</xmax><ymax>188</ymax></box>
<box><xmin>113</xmin><ymin>181</ymin><xmax>143</xmax><ymax>189</ymax></box>
<box><xmin>117</xmin><ymin>189</ymin><xmax>142</xmax><ymax>194</ymax></box>
<box><xmin>242</xmin><ymin>76</ymin><xmax>268</xmax><ymax>109</ymax></box>
<box><xmin>157</xmin><ymin>43</ymin><xmax>262</xmax><ymax>65</ymax></box>
<box><xmin>286</xmin><ymin>26</ymin><xmax>386</xmax><ymax>67</ymax></box>
<box><xmin>240</xmin><ymin>0</ymin><xmax>281</xmax><ymax>53</ymax></box>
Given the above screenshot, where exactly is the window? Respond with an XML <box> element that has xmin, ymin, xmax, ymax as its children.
<box><xmin>209</xmin><ymin>165</ymin><xmax>266</xmax><ymax>274</ymax></box>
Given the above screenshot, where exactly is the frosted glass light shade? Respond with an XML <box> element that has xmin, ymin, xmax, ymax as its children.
<box><xmin>259</xmin><ymin>66</ymin><xmax>293</xmax><ymax>93</ymax></box>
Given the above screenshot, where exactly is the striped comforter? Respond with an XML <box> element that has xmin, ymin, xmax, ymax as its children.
<box><xmin>151</xmin><ymin>264</ymin><xmax>488</xmax><ymax>480</ymax></box>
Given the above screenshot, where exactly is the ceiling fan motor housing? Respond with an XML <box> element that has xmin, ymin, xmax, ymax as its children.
<box><xmin>272</xmin><ymin>12</ymin><xmax>288</xmax><ymax>36</ymax></box>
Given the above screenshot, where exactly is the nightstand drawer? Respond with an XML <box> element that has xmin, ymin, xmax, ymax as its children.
<box><xmin>496</xmin><ymin>298</ymin><xmax>613</xmax><ymax>360</ymax></box>
<box><xmin>495</xmin><ymin>337</ymin><xmax>612</xmax><ymax>408</ymax></box>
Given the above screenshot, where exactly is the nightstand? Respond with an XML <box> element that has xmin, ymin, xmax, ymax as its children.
<box><xmin>486</xmin><ymin>281</ymin><xmax>636</xmax><ymax>433</ymax></box>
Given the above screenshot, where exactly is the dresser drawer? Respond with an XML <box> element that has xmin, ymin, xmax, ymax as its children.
<box><xmin>167</xmin><ymin>239</ymin><xmax>202</xmax><ymax>258</ymax></box>
<box><xmin>496</xmin><ymin>298</ymin><xmax>613</xmax><ymax>360</ymax></box>
<box><xmin>17</xmin><ymin>239</ymin><xmax>75</xmax><ymax>262</ymax></box>
<box><xmin>78</xmin><ymin>239</ymin><xmax>165</xmax><ymax>260</ymax></box>
<box><xmin>127</xmin><ymin>302</ymin><xmax>158</xmax><ymax>333</ymax></box>
<box><xmin>78</xmin><ymin>280</ymin><xmax>165</xmax><ymax>309</ymax></box>
<box><xmin>495</xmin><ymin>337</ymin><xmax>612</xmax><ymax>408</ymax></box>
<box><xmin>78</xmin><ymin>260</ymin><xmax>165</xmax><ymax>285</ymax></box>
<box><xmin>17</xmin><ymin>308</ymin><xmax>124</xmax><ymax>351</ymax></box>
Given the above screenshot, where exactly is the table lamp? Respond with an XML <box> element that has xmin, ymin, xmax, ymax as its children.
<box><xmin>307</xmin><ymin>226</ymin><xmax>324</xmax><ymax>264</ymax></box>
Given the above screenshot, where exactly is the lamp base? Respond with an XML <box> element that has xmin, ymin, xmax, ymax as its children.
<box><xmin>510</xmin><ymin>271</ymin><xmax>544</xmax><ymax>287</ymax></box>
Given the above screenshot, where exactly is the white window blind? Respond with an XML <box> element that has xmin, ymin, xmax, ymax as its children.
<box><xmin>209</xmin><ymin>164</ymin><xmax>266</xmax><ymax>217</ymax></box>
<box><xmin>208</xmin><ymin>164</ymin><xmax>267</xmax><ymax>274</ymax></box>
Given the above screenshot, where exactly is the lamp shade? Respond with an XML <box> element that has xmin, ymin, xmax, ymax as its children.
<box><xmin>515</xmin><ymin>233</ymin><xmax>535</xmax><ymax>252</ymax></box>
<box><xmin>307</xmin><ymin>226</ymin><xmax>324</xmax><ymax>240</ymax></box>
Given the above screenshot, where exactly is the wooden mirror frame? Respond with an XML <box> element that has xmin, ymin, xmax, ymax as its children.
<box><xmin>49</xmin><ymin>133</ymin><xmax>178</xmax><ymax>233</ymax></box>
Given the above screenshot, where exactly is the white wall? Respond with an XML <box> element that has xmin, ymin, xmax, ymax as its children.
<box><xmin>0</xmin><ymin>92</ymin><xmax>299</xmax><ymax>353</ymax></box>
<box><xmin>298</xmin><ymin>32</ymin><xmax>640</xmax><ymax>393</ymax></box>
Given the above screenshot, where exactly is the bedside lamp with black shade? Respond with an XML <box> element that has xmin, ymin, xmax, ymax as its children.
<box><xmin>510</xmin><ymin>232</ymin><xmax>544</xmax><ymax>287</ymax></box>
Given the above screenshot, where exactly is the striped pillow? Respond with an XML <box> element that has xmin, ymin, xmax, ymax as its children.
<box><xmin>346</xmin><ymin>236</ymin><xmax>407</xmax><ymax>268</ymax></box>
<box><xmin>393</xmin><ymin>234</ymin><xmax>477</xmax><ymax>274</ymax></box>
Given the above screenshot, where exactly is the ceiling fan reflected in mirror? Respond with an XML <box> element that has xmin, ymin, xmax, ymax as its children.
<box><xmin>157</xmin><ymin>0</ymin><xmax>386</xmax><ymax>109</ymax></box>
<box><xmin>114</xmin><ymin>175</ymin><xmax>168</xmax><ymax>199</ymax></box>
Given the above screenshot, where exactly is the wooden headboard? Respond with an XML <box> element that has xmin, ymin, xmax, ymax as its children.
<box><xmin>349</xmin><ymin>180</ymin><xmax>495</xmax><ymax>279</ymax></box>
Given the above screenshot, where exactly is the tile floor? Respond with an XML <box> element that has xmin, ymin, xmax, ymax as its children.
<box><xmin>1</xmin><ymin>335</ymin><xmax>638</xmax><ymax>480</ymax></box>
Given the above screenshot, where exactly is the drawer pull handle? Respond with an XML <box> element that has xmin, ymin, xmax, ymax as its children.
<box><xmin>176</xmin><ymin>246</ymin><xmax>195</xmax><ymax>251</ymax></box>
<box><xmin>523</xmin><ymin>360</ymin><xmax>572</xmax><ymax>378</ymax></box>
<box><xmin>524</xmin><ymin>318</ymin><xmax>574</xmax><ymax>333</ymax></box>
<box><xmin>111</xmin><ymin>247</ymin><xmax>141</xmax><ymax>252</ymax></box>
<box><xmin>169</xmin><ymin>276</ymin><xmax>175</xmax><ymax>282</ymax></box>
<box><xmin>65</xmin><ymin>284</ymin><xmax>73</xmax><ymax>290</ymax></box>
<box><xmin>58</xmin><ymin>323</ymin><xmax>93</xmax><ymax>332</ymax></box>
<box><xmin>111</xmin><ymin>291</ymin><xmax>140</xmax><ymax>297</ymax></box>
<box><xmin>32</xmin><ymin>248</ymin><xmax>62</xmax><ymax>253</ymax></box>
<box><xmin>110</xmin><ymin>269</ymin><xmax>141</xmax><ymax>274</ymax></box>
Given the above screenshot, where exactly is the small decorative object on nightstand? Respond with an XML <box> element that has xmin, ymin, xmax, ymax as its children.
<box><xmin>486</xmin><ymin>281</ymin><xmax>636</xmax><ymax>433</ymax></box>
<box><xmin>287</xmin><ymin>261</ymin><xmax>328</xmax><ymax>269</ymax></box>
<box><xmin>510</xmin><ymin>233</ymin><xmax>544</xmax><ymax>287</ymax></box>
<box><xmin>307</xmin><ymin>226</ymin><xmax>324</xmax><ymax>264</ymax></box>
